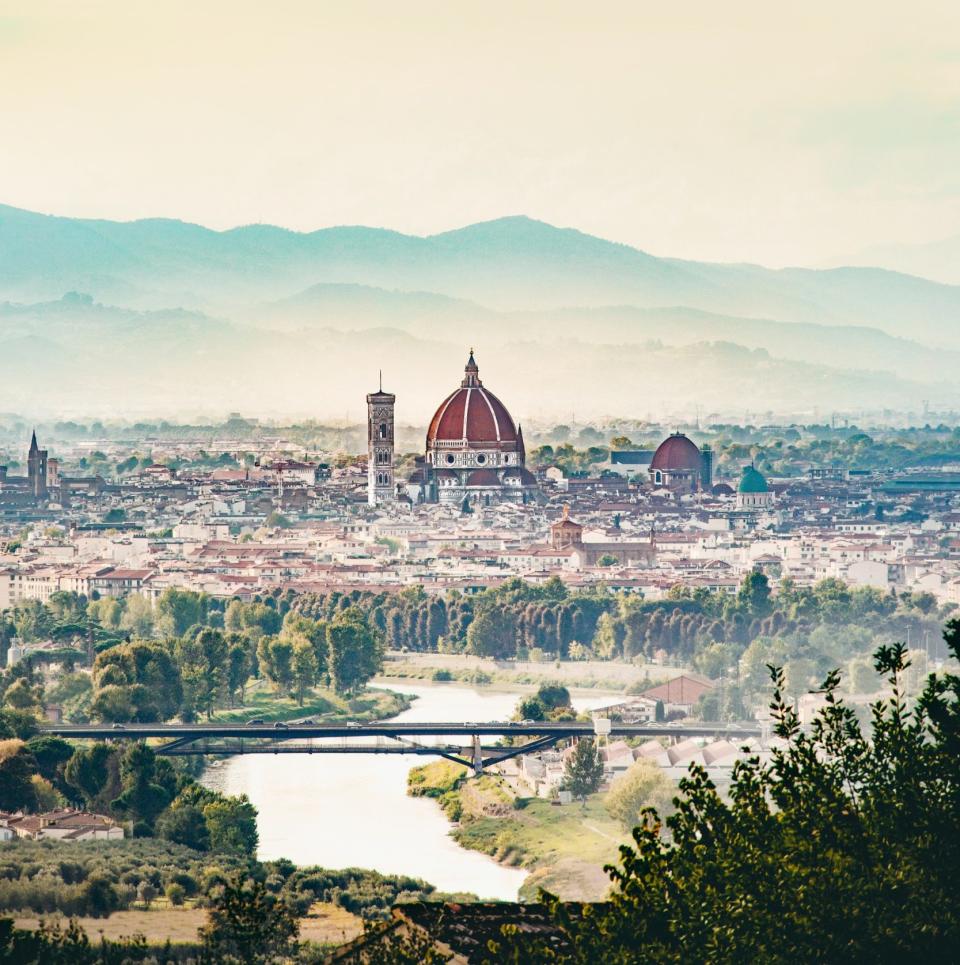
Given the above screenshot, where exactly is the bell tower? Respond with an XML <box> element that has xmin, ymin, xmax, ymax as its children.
<box><xmin>367</xmin><ymin>374</ymin><xmax>396</xmax><ymax>506</ymax></box>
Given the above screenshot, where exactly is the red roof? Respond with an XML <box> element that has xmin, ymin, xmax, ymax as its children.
<box><xmin>650</xmin><ymin>433</ymin><xmax>701</xmax><ymax>472</ymax></box>
<box><xmin>426</xmin><ymin>354</ymin><xmax>518</xmax><ymax>447</ymax></box>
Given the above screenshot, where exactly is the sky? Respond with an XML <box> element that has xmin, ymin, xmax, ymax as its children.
<box><xmin>1</xmin><ymin>1</ymin><xmax>959</xmax><ymax>266</ymax></box>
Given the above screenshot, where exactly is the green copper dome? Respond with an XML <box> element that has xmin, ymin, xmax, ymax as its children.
<box><xmin>738</xmin><ymin>464</ymin><xmax>768</xmax><ymax>494</ymax></box>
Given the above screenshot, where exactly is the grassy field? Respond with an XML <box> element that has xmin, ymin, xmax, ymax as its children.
<box><xmin>408</xmin><ymin>762</ymin><xmax>629</xmax><ymax>901</ymax></box>
<box><xmin>14</xmin><ymin>901</ymin><xmax>363</xmax><ymax>947</ymax></box>
<box><xmin>210</xmin><ymin>680</ymin><xmax>411</xmax><ymax>724</ymax></box>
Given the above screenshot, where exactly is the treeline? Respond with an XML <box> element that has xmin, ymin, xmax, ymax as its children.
<box><xmin>0</xmin><ymin>838</ymin><xmax>452</xmax><ymax>922</ymax></box>
<box><xmin>1</xmin><ymin>589</ymin><xmax>385</xmax><ymax>724</ymax></box>
<box><xmin>2</xmin><ymin>576</ymin><xmax>951</xmax><ymax>725</ymax></box>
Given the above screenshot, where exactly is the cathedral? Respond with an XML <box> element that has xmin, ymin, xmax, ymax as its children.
<box><xmin>368</xmin><ymin>351</ymin><xmax>539</xmax><ymax>507</ymax></box>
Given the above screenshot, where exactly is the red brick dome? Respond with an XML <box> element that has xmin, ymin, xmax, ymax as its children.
<box><xmin>426</xmin><ymin>351</ymin><xmax>518</xmax><ymax>448</ymax></box>
<box><xmin>650</xmin><ymin>433</ymin><xmax>701</xmax><ymax>472</ymax></box>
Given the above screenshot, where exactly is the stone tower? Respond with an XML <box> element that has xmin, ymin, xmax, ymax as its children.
<box><xmin>367</xmin><ymin>375</ymin><xmax>396</xmax><ymax>506</ymax></box>
<box><xmin>27</xmin><ymin>430</ymin><xmax>48</xmax><ymax>500</ymax></box>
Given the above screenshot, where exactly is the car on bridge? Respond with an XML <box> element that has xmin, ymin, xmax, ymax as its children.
<box><xmin>246</xmin><ymin>718</ymin><xmax>265</xmax><ymax>725</ymax></box>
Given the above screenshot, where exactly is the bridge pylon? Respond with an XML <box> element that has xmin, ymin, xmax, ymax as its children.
<box><xmin>472</xmin><ymin>733</ymin><xmax>484</xmax><ymax>775</ymax></box>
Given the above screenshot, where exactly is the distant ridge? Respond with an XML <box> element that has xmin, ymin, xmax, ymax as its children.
<box><xmin>3</xmin><ymin>204</ymin><xmax>960</xmax><ymax>347</ymax></box>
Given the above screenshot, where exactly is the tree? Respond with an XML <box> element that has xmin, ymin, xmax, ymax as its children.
<box><xmin>505</xmin><ymin>624</ymin><xmax>960</xmax><ymax>962</ymax></box>
<box><xmin>200</xmin><ymin>875</ymin><xmax>299</xmax><ymax>964</ymax></box>
<box><xmin>92</xmin><ymin>641</ymin><xmax>182</xmax><ymax>721</ymax></box>
<box><xmin>597</xmin><ymin>554</ymin><xmax>619</xmax><ymax>568</ymax></box>
<box><xmin>737</xmin><ymin>569</ymin><xmax>771</xmax><ymax>618</ymax></box>
<box><xmin>30</xmin><ymin>774</ymin><xmax>62</xmax><ymax>810</ymax></box>
<box><xmin>203</xmin><ymin>794</ymin><xmax>259</xmax><ymax>856</ymax></box>
<box><xmin>156</xmin><ymin>588</ymin><xmax>206</xmax><ymax>637</ymax></box>
<box><xmin>0</xmin><ymin>740</ymin><xmax>39</xmax><ymax>811</ymax></box>
<box><xmin>282</xmin><ymin>612</ymin><xmax>328</xmax><ymax>682</ymax></box>
<box><xmin>226</xmin><ymin>642</ymin><xmax>251</xmax><ymax>706</ymax></box>
<box><xmin>290</xmin><ymin>634</ymin><xmax>319</xmax><ymax>705</ymax></box>
<box><xmin>3</xmin><ymin>677</ymin><xmax>42</xmax><ymax>712</ymax></box>
<box><xmin>561</xmin><ymin>738</ymin><xmax>604</xmax><ymax>803</ymax></box>
<box><xmin>257</xmin><ymin>636</ymin><xmax>294</xmax><ymax>695</ymax></box>
<box><xmin>119</xmin><ymin>593</ymin><xmax>155</xmax><ymax>637</ymax></box>
<box><xmin>592</xmin><ymin>613</ymin><xmax>619</xmax><ymax>659</ymax></box>
<box><xmin>516</xmin><ymin>696</ymin><xmax>545</xmax><ymax>721</ymax></box>
<box><xmin>466</xmin><ymin>605</ymin><xmax>516</xmax><ymax>659</ymax></box>
<box><xmin>137</xmin><ymin>880</ymin><xmax>157</xmax><ymax>908</ymax></box>
<box><xmin>177</xmin><ymin>628</ymin><xmax>228</xmax><ymax>719</ymax></box>
<box><xmin>327</xmin><ymin>608</ymin><xmax>382</xmax><ymax>695</ymax></box>
<box><xmin>536</xmin><ymin>683</ymin><xmax>571</xmax><ymax>713</ymax></box>
<box><xmin>24</xmin><ymin>735</ymin><xmax>74</xmax><ymax>785</ymax></box>
<box><xmin>111</xmin><ymin>742</ymin><xmax>173</xmax><ymax>830</ymax></box>
<box><xmin>166</xmin><ymin>882</ymin><xmax>186</xmax><ymax>906</ymax></box>
<box><xmin>157</xmin><ymin>798</ymin><xmax>211</xmax><ymax>851</ymax></box>
<box><xmin>64</xmin><ymin>742</ymin><xmax>118</xmax><ymax>808</ymax></box>
<box><xmin>604</xmin><ymin>759</ymin><xmax>674</xmax><ymax>830</ymax></box>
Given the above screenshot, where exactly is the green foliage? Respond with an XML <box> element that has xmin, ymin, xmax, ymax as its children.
<box><xmin>64</xmin><ymin>742</ymin><xmax>118</xmax><ymax>809</ymax></box>
<box><xmin>92</xmin><ymin>641</ymin><xmax>182</xmax><ymax>722</ymax></box>
<box><xmin>111</xmin><ymin>743</ymin><xmax>175</xmax><ymax>830</ymax></box>
<box><xmin>176</xmin><ymin>628</ymin><xmax>227</xmax><ymax>720</ymax></box>
<box><xmin>199</xmin><ymin>874</ymin><xmax>299</xmax><ymax>964</ymax></box>
<box><xmin>561</xmin><ymin>738</ymin><xmax>604</xmax><ymax>803</ymax></box>
<box><xmin>502</xmin><ymin>622</ymin><xmax>960</xmax><ymax>962</ymax></box>
<box><xmin>327</xmin><ymin>607</ymin><xmax>382</xmax><ymax>695</ymax></box>
<box><xmin>0</xmin><ymin>740</ymin><xmax>39</xmax><ymax>811</ymax></box>
<box><xmin>604</xmin><ymin>759</ymin><xmax>674</xmax><ymax>830</ymax></box>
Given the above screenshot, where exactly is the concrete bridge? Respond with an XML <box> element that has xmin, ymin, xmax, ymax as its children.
<box><xmin>43</xmin><ymin>720</ymin><xmax>762</xmax><ymax>774</ymax></box>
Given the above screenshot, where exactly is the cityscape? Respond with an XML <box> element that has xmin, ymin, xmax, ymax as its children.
<box><xmin>2</xmin><ymin>2</ymin><xmax>960</xmax><ymax>963</ymax></box>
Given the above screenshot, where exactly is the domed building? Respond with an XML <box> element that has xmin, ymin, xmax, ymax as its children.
<box><xmin>412</xmin><ymin>351</ymin><xmax>539</xmax><ymax>506</ymax></box>
<box><xmin>648</xmin><ymin>432</ymin><xmax>713</xmax><ymax>492</ymax></box>
<box><xmin>737</xmin><ymin>464</ymin><xmax>772</xmax><ymax>510</ymax></box>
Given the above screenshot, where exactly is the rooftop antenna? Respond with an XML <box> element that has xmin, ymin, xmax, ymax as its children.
<box><xmin>379</xmin><ymin>369</ymin><xmax>382</xmax><ymax>392</ymax></box>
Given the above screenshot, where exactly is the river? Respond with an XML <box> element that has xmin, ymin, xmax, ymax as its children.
<box><xmin>200</xmin><ymin>682</ymin><xmax>616</xmax><ymax>900</ymax></box>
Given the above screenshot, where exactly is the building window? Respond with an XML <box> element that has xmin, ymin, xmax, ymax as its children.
<box><xmin>379</xmin><ymin>423</ymin><xmax>387</xmax><ymax>439</ymax></box>
<box><xmin>476</xmin><ymin>454</ymin><xmax>486</xmax><ymax>465</ymax></box>
<box><xmin>446</xmin><ymin>454</ymin><xmax>455</xmax><ymax>465</ymax></box>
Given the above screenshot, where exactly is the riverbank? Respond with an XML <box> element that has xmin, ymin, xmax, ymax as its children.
<box><xmin>209</xmin><ymin>679</ymin><xmax>412</xmax><ymax>724</ymax></box>
<box><xmin>407</xmin><ymin>760</ymin><xmax>630</xmax><ymax>901</ymax></box>
<box><xmin>379</xmin><ymin>650</ymin><xmax>682</xmax><ymax>695</ymax></box>
<box><xmin>202</xmin><ymin>682</ymin><xmax>530</xmax><ymax>899</ymax></box>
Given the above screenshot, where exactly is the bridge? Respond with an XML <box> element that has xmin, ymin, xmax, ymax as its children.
<box><xmin>43</xmin><ymin>721</ymin><xmax>763</xmax><ymax>774</ymax></box>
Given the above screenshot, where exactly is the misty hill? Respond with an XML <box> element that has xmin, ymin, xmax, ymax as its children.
<box><xmin>253</xmin><ymin>283</ymin><xmax>960</xmax><ymax>385</ymax></box>
<box><xmin>3</xmin><ymin>205</ymin><xmax>960</xmax><ymax>346</ymax></box>
<box><xmin>824</xmin><ymin>233</ymin><xmax>960</xmax><ymax>287</ymax></box>
<box><xmin>0</xmin><ymin>295</ymin><xmax>952</xmax><ymax>422</ymax></box>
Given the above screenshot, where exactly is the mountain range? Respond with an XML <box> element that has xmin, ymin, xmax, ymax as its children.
<box><xmin>1</xmin><ymin>203</ymin><xmax>958</xmax><ymax>421</ymax></box>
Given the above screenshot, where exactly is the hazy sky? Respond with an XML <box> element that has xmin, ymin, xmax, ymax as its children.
<box><xmin>2</xmin><ymin>1</ymin><xmax>959</xmax><ymax>265</ymax></box>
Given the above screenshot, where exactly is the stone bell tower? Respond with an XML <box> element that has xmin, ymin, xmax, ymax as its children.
<box><xmin>367</xmin><ymin>374</ymin><xmax>396</xmax><ymax>506</ymax></box>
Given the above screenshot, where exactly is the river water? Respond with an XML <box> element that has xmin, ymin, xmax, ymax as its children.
<box><xmin>201</xmin><ymin>682</ymin><xmax>615</xmax><ymax>900</ymax></box>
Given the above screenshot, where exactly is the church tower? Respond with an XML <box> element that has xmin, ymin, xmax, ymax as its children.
<box><xmin>367</xmin><ymin>376</ymin><xmax>396</xmax><ymax>506</ymax></box>
<box><xmin>27</xmin><ymin>430</ymin><xmax>48</xmax><ymax>501</ymax></box>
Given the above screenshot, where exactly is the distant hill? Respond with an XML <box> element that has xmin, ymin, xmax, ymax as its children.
<box><xmin>3</xmin><ymin>205</ymin><xmax>960</xmax><ymax>347</ymax></box>
<box><xmin>254</xmin><ymin>284</ymin><xmax>960</xmax><ymax>385</ymax></box>
<box><xmin>0</xmin><ymin>295</ymin><xmax>952</xmax><ymax>421</ymax></box>
<box><xmin>823</xmin><ymin>233</ymin><xmax>960</xmax><ymax>287</ymax></box>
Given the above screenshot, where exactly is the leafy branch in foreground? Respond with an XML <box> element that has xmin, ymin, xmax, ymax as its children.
<box><xmin>493</xmin><ymin>620</ymin><xmax>960</xmax><ymax>963</ymax></box>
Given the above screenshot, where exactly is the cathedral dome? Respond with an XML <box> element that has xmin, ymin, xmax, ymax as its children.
<box><xmin>650</xmin><ymin>433</ymin><xmax>701</xmax><ymax>472</ymax></box>
<box><xmin>738</xmin><ymin>464</ymin><xmax>768</xmax><ymax>494</ymax></box>
<box><xmin>426</xmin><ymin>351</ymin><xmax>519</xmax><ymax>449</ymax></box>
